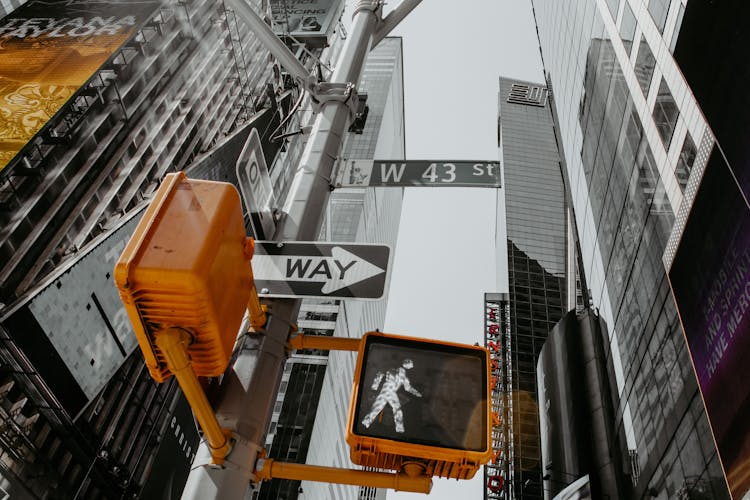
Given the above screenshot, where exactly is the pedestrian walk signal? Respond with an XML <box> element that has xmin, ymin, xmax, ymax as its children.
<box><xmin>346</xmin><ymin>332</ymin><xmax>492</xmax><ymax>479</ymax></box>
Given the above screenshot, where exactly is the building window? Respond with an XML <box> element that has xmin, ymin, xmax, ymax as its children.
<box><xmin>634</xmin><ymin>37</ymin><xmax>656</xmax><ymax>97</ymax></box>
<box><xmin>648</xmin><ymin>0</ymin><xmax>670</xmax><ymax>33</ymax></box>
<box><xmin>674</xmin><ymin>132</ymin><xmax>697</xmax><ymax>191</ymax></box>
<box><xmin>619</xmin><ymin>2</ymin><xmax>637</xmax><ymax>55</ymax></box>
<box><xmin>652</xmin><ymin>78</ymin><xmax>679</xmax><ymax>150</ymax></box>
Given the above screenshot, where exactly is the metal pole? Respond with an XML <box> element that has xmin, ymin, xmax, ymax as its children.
<box><xmin>228</xmin><ymin>0</ymin><xmax>315</xmax><ymax>90</ymax></box>
<box><xmin>180</xmin><ymin>2</ymin><xmax>381</xmax><ymax>499</ymax></box>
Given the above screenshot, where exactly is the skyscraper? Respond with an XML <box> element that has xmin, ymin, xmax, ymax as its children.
<box><xmin>495</xmin><ymin>77</ymin><xmax>570</xmax><ymax>499</ymax></box>
<box><xmin>531</xmin><ymin>0</ymin><xmax>734</xmax><ymax>497</ymax></box>
<box><xmin>255</xmin><ymin>36</ymin><xmax>405</xmax><ymax>500</ymax></box>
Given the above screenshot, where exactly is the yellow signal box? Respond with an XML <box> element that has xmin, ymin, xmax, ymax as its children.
<box><xmin>114</xmin><ymin>172</ymin><xmax>253</xmax><ymax>382</ymax></box>
<box><xmin>346</xmin><ymin>332</ymin><xmax>492</xmax><ymax>480</ymax></box>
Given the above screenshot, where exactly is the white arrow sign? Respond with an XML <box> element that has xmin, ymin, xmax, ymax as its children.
<box><xmin>254</xmin><ymin>247</ymin><xmax>385</xmax><ymax>294</ymax></box>
<box><xmin>251</xmin><ymin>241</ymin><xmax>391</xmax><ymax>299</ymax></box>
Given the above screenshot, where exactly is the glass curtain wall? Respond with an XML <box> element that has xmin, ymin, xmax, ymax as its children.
<box><xmin>531</xmin><ymin>1</ymin><xmax>729</xmax><ymax>498</ymax></box>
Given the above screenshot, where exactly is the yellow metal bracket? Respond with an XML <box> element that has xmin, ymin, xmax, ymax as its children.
<box><xmin>244</xmin><ymin>237</ymin><xmax>268</xmax><ymax>330</ymax></box>
<box><xmin>154</xmin><ymin>328</ymin><xmax>232</xmax><ymax>465</ymax></box>
<box><xmin>287</xmin><ymin>334</ymin><xmax>362</xmax><ymax>352</ymax></box>
<box><xmin>254</xmin><ymin>459</ymin><xmax>432</xmax><ymax>494</ymax></box>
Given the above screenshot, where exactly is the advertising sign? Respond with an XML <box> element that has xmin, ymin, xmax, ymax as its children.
<box><xmin>669</xmin><ymin>151</ymin><xmax>750</xmax><ymax>498</ymax></box>
<box><xmin>0</xmin><ymin>0</ymin><xmax>160</xmax><ymax>171</ymax></box>
<box><xmin>139</xmin><ymin>395</ymin><xmax>199</xmax><ymax>500</ymax></box>
<box><xmin>0</xmin><ymin>206</ymin><xmax>145</xmax><ymax>417</ymax></box>
<box><xmin>484</xmin><ymin>293</ymin><xmax>511</xmax><ymax>500</ymax></box>
<box><xmin>270</xmin><ymin>0</ymin><xmax>344</xmax><ymax>48</ymax></box>
<box><xmin>337</xmin><ymin>159</ymin><xmax>502</xmax><ymax>188</ymax></box>
<box><xmin>252</xmin><ymin>241</ymin><xmax>391</xmax><ymax>299</ymax></box>
<box><xmin>349</xmin><ymin>332</ymin><xmax>490</xmax><ymax>458</ymax></box>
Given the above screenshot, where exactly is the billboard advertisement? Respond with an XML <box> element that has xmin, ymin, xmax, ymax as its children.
<box><xmin>139</xmin><ymin>395</ymin><xmax>199</xmax><ymax>500</ymax></box>
<box><xmin>669</xmin><ymin>150</ymin><xmax>750</xmax><ymax>498</ymax></box>
<box><xmin>0</xmin><ymin>207</ymin><xmax>145</xmax><ymax>417</ymax></box>
<box><xmin>0</xmin><ymin>0</ymin><xmax>160</xmax><ymax>171</ymax></box>
<box><xmin>270</xmin><ymin>0</ymin><xmax>344</xmax><ymax>47</ymax></box>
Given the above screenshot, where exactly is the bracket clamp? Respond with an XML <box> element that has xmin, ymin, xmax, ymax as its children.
<box><xmin>310</xmin><ymin>82</ymin><xmax>359</xmax><ymax>121</ymax></box>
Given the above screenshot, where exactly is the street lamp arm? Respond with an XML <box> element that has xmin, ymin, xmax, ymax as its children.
<box><xmin>371</xmin><ymin>0</ymin><xmax>424</xmax><ymax>48</ymax></box>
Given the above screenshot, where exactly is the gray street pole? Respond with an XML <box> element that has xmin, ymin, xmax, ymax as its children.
<box><xmin>180</xmin><ymin>1</ymin><xmax>382</xmax><ymax>498</ymax></box>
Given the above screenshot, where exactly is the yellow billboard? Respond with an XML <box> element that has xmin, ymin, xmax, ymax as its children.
<box><xmin>0</xmin><ymin>0</ymin><xmax>160</xmax><ymax>171</ymax></box>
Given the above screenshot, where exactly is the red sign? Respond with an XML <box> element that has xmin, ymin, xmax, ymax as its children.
<box><xmin>484</xmin><ymin>293</ymin><xmax>511</xmax><ymax>499</ymax></box>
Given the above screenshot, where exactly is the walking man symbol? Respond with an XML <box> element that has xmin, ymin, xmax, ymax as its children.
<box><xmin>361</xmin><ymin>359</ymin><xmax>422</xmax><ymax>433</ymax></box>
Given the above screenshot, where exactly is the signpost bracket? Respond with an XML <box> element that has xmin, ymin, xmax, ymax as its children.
<box><xmin>254</xmin><ymin>458</ymin><xmax>432</xmax><ymax>493</ymax></box>
<box><xmin>288</xmin><ymin>333</ymin><xmax>362</xmax><ymax>352</ymax></box>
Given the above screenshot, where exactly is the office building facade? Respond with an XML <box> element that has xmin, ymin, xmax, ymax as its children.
<box><xmin>495</xmin><ymin>77</ymin><xmax>571</xmax><ymax>499</ymax></box>
<box><xmin>531</xmin><ymin>0</ymin><xmax>733</xmax><ymax>497</ymax></box>
<box><xmin>255</xmin><ymin>37</ymin><xmax>405</xmax><ymax>500</ymax></box>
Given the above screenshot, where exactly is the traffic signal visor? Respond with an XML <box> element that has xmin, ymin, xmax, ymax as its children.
<box><xmin>347</xmin><ymin>332</ymin><xmax>492</xmax><ymax>479</ymax></box>
<box><xmin>114</xmin><ymin>172</ymin><xmax>253</xmax><ymax>382</ymax></box>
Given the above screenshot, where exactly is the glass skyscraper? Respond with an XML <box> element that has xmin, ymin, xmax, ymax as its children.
<box><xmin>531</xmin><ymin>0</ymin><xmax>732</xmax><ymax>497</ymax></box>
<box><xmin>497</xmin><ymin>77</ymin><xmax>570</xmax><ymax>499</ymax></box>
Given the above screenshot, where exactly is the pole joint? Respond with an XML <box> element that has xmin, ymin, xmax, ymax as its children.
<box><xmin>352</xmin><ymin>0</ymin><xmax>382</xmax><ymax>18</ymax></box>
<box><xmin>310</xmin><ymin>82</ymin><xmax>359</xmax><ymax>121</ymax></box>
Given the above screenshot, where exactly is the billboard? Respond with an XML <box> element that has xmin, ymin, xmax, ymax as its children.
<box><xmin>138</xmin><ymin>395</ymin><xmax>199</xmax><ymax>500</ymax></box>
<box><xmin>270</xmin><ymin>0</ymin><xmax>344</xmax><ymax>48</ymax></box>
<box><xmin>0</xmin><ymin>0</ymin><xmax>160</xmax><ymax>171</ymax></box>
<box><xmin>484</xmin><ymin>293</ymin><xmax>511</xmax><ymax>500</ymax></box>
<box><xmin>0</xmin><ymin>206</ymin><xmax>145</xmax><ymax>417</ymax></box>
<box><xmin>669</xmin><ymin>150</ymin><xmax>750</xmax><ymax>498</ymax></box>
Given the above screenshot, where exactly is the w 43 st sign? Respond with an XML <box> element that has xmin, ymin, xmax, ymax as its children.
<box><xmin>336</xmin><ymin>159</ymin><xmax>501</xmax><ymax>188</ymax></box>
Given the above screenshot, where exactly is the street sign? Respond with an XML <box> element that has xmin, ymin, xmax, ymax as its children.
<box><xmin>336</xmin><ymin>159</ymin><xmax>501</xmax><ymax>188</ymax></box>
<box><xmin>346</xmin><ymin>332</ymin><xmax>491</xmax><ymax>479</ymax></box>
<box><xmin>236</xmin><ymin>128</ymin><xmax>276</xmax><ymax>238</ymax></box>
<box><xmin>252</xmin><ymin>241</ymin><xmax>391</xmax><ymax>299</ymax></box>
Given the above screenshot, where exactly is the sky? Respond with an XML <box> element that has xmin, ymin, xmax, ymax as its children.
<box><xmin>375</xmin><ymin>0</ymin><xmax>543</xmax><ymax>498</ymax></box>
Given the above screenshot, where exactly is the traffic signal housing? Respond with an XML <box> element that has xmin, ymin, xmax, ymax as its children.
<box><xmin>347</xmin><ymin>331</ymin><xmax>492</xmax><ymax>479</ymax></box>
<box><xmin>114</xmin><ymin>172</ymin><xmax>253</xmax><ymax>382</ymax></box>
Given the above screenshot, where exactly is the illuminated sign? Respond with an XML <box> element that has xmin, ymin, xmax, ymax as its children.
<box><xmin>347</xmin><ymin>331</ymin><xmax>491</xmax><ymax>479</ymax></box>
<box><xmin>0</xmin><ymin>0</ymin><xmax>160</xmax><ymax>171</ymax></box>
<box><xmin>484</xmin><ymin>293</ymin><xmax>512</xmax><ymax>500</ymax></box>
<box><xmin>669</xmin><ymin>151</ymin><xmax>750</xmax><ymax>497</ymax></box>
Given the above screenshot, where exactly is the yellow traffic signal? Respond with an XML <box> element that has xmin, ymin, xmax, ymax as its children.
<box><xmin>114</xmin><ymin>172</ymin><xmax>253</xmax><ymax>382</ymax></box>
<box><xmin>347</xmin><ymin>332</ymin><xmax>492</xmax><ymax>479</ymax></box>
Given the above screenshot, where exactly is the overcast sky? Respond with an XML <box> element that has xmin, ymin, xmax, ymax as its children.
<box><xmin>378</xmin><ymin>0</ymin><xmax>543</xmax><ymax>498</ymax></box>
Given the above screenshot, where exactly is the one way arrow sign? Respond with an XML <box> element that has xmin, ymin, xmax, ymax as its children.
<box><xmin>252</xmin><ymin>241</ymin><xmax>391</xmax><ymax>299</ymax></box>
